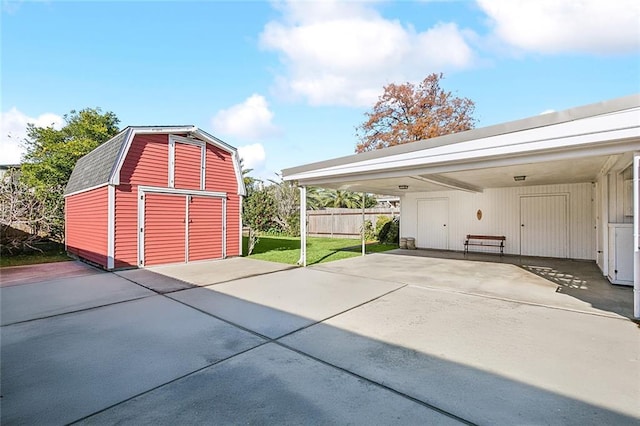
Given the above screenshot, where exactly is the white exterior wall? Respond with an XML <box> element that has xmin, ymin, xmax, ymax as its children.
<box><xmin>596</xmin><ymin>164</ymin><xmax>635</xmax><ymax>278</ymax></box>
<box><xmin>401</xmin><ymin>182</ymin><xmax>595</xmax><ymax>259</ymax></box>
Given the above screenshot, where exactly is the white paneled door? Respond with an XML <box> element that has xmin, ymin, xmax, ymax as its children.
<box><xmin>520</xmin><ymin>195</ymin><xmax>568</xmax><ymax>258</ymax></box>
<box><xmin>417</xmin><ymin>198</ymin><xmax>449</xmax><ymax>249</ymax></box>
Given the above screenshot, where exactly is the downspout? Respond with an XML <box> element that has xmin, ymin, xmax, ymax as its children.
<box><xmin>361</xmin><ymin>192</ymin><xmax>366</xmax><ymax>256</ymax></box>
<box><xmin>298</xmin><ymin>186</ymin><xmax>307</xmax><ymax>267</ymax></box>
<box><xmin>634</xmin><ymin>153</ymin><xmax>639</xmax><ymax>318</ymax></box>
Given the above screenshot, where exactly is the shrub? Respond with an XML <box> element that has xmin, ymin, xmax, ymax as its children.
<box><xmin>379</xmin><ymin>217</ymin><xmax>399</xmax><ymax>244</ymax></box>
<box><xmin>375</xmin><ymin>215</ymin><xmax>392</xmax><ymax>238</ymax></box>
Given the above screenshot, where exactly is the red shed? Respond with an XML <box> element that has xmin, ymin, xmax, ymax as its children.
<box><xmin>64</xmin><ymin>126</ymin><xmax>246</xmax><ymax>269</ymax></box>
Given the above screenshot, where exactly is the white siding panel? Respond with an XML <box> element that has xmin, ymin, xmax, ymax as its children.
<box><xmin>402</xmin><ymin>183</ymin><xmax>594</xmax><ymax>259</ymax></box>
<box><xmin>416</xmin><ymin>198</ymin><xmax>449</xmax><ymax>249</ymax></box>
<box><xmin>521</xmin><ymin>195</ymin><xmax>568</xmax><ymax>257</ymax></box>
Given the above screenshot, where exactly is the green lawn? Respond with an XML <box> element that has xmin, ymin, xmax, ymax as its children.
<box><xmin>243</xmin><ymin>235</ymin><xmax>397</xmax><ymax>265</ymax></box>
<box><xmin>1</xmin><ymin>247</ymin><xmax>72</xmax><ymax>268</ymax></box>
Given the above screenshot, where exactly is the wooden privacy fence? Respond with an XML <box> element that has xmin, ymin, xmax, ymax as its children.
<box><xmin>307</xmin><ymin>207</ymin><xmax>400</xmax><ymax>238</ymax></box>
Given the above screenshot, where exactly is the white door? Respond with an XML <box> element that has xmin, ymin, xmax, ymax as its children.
<box><xmin>417</xmin><ymin>198</ymin><xmax>449</xmax><ymax>249</ymax></box>
<box><xmin>520</xmin><ymin>195</ymin><xmax>568</xmax><ymax>258</ymax></box>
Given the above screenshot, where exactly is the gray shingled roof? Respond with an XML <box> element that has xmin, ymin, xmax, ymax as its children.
<box><xmin>65</xmin><ymin>129</ymin><xmax>129</xmax><ymax>195</ymax></box>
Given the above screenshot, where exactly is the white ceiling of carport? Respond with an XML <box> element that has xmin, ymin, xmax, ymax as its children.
<box><xmin>320</xmin><ymin>152</ymin><xmax>632</xmax><ymax>196</ymax></box>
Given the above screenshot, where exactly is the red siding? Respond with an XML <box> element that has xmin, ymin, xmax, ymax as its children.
<box><xmin>114</xmin><ymin>185</ymin><xmax>138</xmax><ymax>268</ymax></box>
<box><xmin>65</xmin><ymin>186</ymin><xmax>109</xmax><ymax>267</ymax></box>
<box><xmin>226</xmin><ymin>194</ymin><xmax>241</xmax><ymax>256</ymax></box>
<box><xmin>119</xmin><ymin>134</ymin><xmax>169</xmax><ymax>186</ymax></box>
<box><xmin>144</xmin><ymin>193</ymin><xmax>186</xmax><ymax>266</ymax></box>
<box><xmin>115</xmin><ymin>134</ymin><xmax>171</xmax><ymax>268</ymax></box>
<box><xmin>175</xmin><ymin>142</ymin><xmax>202</xmax><ymax>190</ymax></box>
<box><xmin>205</xmin><ymin>144</ymin><xmax>241</xmax><ymax>256</ymax></box>
<box><xmin>110</xmin><ymin>134</ymin><xmax>241</xmax><ymax>268</ymax></box>
<box><xmin>188</xmin><ymin>197</ymin><xmax>223</xmax><ymax>261</ymax></box>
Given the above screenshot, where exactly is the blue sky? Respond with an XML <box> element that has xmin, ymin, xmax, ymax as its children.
<box><xmin>2</xmin><ymin>0</ymin><xmax>639</xmax><ymax>180</ymax></box>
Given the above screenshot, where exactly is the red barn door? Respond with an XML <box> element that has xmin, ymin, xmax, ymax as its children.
<box><xmin>143</xmin><ymin>193</ymin><xmax>186</xmax><ymax>266</ymax></box>
<box><xmin>188</xmin><ymin>196</ymin><xmax>224</xmax><ymax>262</ymax></box>
<box><xmin>142</xmin><ymin>192</ymin><xmax>224</xmax><ymax>266</ymax></box>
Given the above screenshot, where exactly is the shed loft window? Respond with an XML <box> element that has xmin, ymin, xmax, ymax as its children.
<box><xmin>168</xmin><ymin>135</ymin><xmax>206</xmax><ymax>190</ymax></box>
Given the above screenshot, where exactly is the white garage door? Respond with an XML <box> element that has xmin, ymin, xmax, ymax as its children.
<box><xmin>417</xmin><ymin>198</ymin><xmax>449</xmax><ymax>250</ymax></box>
<box><xmin>520</xmin><ymin>195</ymin><xmax>568</xmax><ymax>258</ymax></box>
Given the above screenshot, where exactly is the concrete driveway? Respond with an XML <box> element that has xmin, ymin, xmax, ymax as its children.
<box><xmin>1</xmin><ymin>254</ymin><xmax>638</xmax><ymax>425</ymax></box>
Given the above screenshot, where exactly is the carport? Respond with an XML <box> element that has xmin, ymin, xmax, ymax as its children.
<box><xmin>282</xmin><ymin>95</ymin><xmax>640</xmax><ymax>317</ymax></box>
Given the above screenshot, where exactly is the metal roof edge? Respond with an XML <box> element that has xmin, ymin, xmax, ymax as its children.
<box><xmin>281</xmin><ymin>93</ymin><xmax>640</xmax><ymax>179</ymax></box>
<box><xmin>192</xmin><ymin>128</ymin><xmax>237</xmax><ymax>153</ymax></box>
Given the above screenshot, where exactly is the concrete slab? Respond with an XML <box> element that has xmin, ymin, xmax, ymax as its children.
<box><xmin>0</xmin><ymin>295</ymin><xmax>265</xmax><ymax>425</ymax></box>
<box><xmin>169</xmin><ymin>268</ymin><xmax>404</xmax><ymax>338</ymax></box>
<box><xmin>115</xmin><ymin>268</ymin><xmax>195</xmax><ymax>293</ymax></box>
<box><xmin>79</xmin><ymin>343</ymin><xmax>463</xmax><ymax>425</ymax></box>
<box><xmin>281</xmin><ymin>285</ymin><xmax>640</xmax><ymax>425</ymax></box>
<box><xmin>0</xmin><ymin>260</ymin><xmax>102</xmax><ymax>287</ymax></box>
<box><xmin>0</xmin><ymin>273</ymin><xmax>155</xmax><ymax>325</ymax></box>
<box><xmin>147</xmin><ymin>257</ymin><xmax>295</xmax><ymax>286</ymax></box>
<box><xmin>315</xmin><ymin>252</ymin><xmax>632</xmax><ymax>318</ymax></box>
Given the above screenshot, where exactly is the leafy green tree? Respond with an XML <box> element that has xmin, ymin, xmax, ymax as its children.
<box><xmin>320</xmin><ymin>189</ymin><xmax>377</xmax><ymax>209</ymax></box>
<box><xmin>243</xmin><ymin>185</ymin><xmax>279</xmax><ymax>254</ymax></box>
<box><xmin>19</xmin><ymin>108</ymin><xmax>120</xmax><ymax>241</ymax></box>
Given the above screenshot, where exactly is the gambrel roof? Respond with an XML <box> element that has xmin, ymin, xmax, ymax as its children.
<box><xmin>65</xmin><ymin>126</ymin><xmax>245</xmax><ymax>196</ymax></box>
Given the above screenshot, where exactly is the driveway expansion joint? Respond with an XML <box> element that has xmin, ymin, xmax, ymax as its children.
<box><xmin>407</xmin><ymin>284</ymin><xmax>632</xmax><ymax>322</ymax></box>
<box><xmin>274</xmin><ymin>340</ymin><xmax>477</xmax><ymax>426</ymax></box>
<box><xmin>0</xmin><ymin>294</ymin><xmax>154</xmax><ymax>327</ymax></box>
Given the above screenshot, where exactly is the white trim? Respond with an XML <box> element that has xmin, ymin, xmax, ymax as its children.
<box><xmin>64</xmin><ymin>183</ymin><xmax>110</xmax><ymax>198</ymax></box>
<box><xmin>361</xmin><ymin>192</ymin><xmax>366</xmax><ymax>256</ymax></box>
<box><xmin>283</xmin><ymin>99</ymin><xmax>640</xmax><ymax>179</ymax></box>
<box><xmin>138</xmin><ymin>186</ymin><xmax>228</xmax><ymax>267</ymax></box>
<box><xmin>298</xmin><ymin>186</ymin><xmax>307</xmax><ymax>266</ymax></box>
<box><xmin>185</xmin><ymin>195</ymin><xmax>190</xmax><ymax>263</ymax></box>
<box><xmin>107</xmin><ymin>185</ymin><xmax>115</xmax><ymax>270</ymax></box>
<box><xmin>290</xmin><ymin>140</ymin><xmax>640</xmax><ymax>188</ymax></box>
<box><xmin>168</xmin><ymin>136</ymin><xmax>176</xmax><ymax>187</ymax></box>
<box><xmin>201</xmin><ymin>143</ymin><xmax>206</xmax><ymax>190</ymax></box>
<box><xmin>138</xmin><ymin>185</ymin><xmax>226</xmax><ymax>198</ymax></box>
<box><xmin>222</xmin><ymin>197</ymin><xmax>227</xmax><ymax>258</ymax></box>
<box><xmin>138</xmin><ymin>187</ymin><xmax>145</xmax><ymax>267</ymax></box>
<box><xmin>170</xmin><ymin>134</ymin><xmax>205</xmax><ymax>146</ymax></box>
<box><xmin>633</xmin><ymin>152</ymin><xmax>639</xmax><ymax>318</ymax></box>
<box><xmin>109</xmin><ymin>128</ymin><xmax>135</xmax><ymax>186</ymax></box>
<box><xmin>239</xmin><ymin>195</ymin><xmax>243</xmax><ymax>256</ymax></box>
<box><xmin>169</xmin><ymin>135</ymin><xmax>206</xmax><ymax>190</ymax></box>
<box><xmin>129</xmin><ymin>126</ymin><xmax>197</xmax><ymax>135</ymax></box>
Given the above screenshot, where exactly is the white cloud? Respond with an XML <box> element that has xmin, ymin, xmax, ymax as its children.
<box><xmin>0</xmin><ymin>107</ymin><xmax>63</xmax><ymax>164</ymax></box>
<box><xmin>260</xmin><ymin>0</ymin><xmax>476</xmax><ymax>107</ymax></box>
<box><xmin>539</xmin><ymin>109</ymin><xmax>555</xmax><ymax>115</ymax></box>
<box><xmin>212</xmin><ymin>94</ymin><xmax>280</xmax><ymax>141</ymax></box>
<box><xmin>477</xmin><ymin>0</ymin><xmax>640</xmax><ymax>54</ymax></box>
<box><xmin>237</xmin><ymin>143</ymin><xmax>267</xmax><ymax>171</ymax></box>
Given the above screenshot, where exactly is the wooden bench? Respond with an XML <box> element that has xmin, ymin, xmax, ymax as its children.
<box><xmin>464</xmin><ymin>235</ymin><xmax>506</xmax><ymax>255</ymax></box>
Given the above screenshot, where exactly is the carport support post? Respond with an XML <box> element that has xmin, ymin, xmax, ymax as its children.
<box><xmin>634</xmin><ymin>153</ymin><xmax>639</xmax><ymax>318</ymax></box>
<box><xmin>361</xmin><ymin>192</ymin><xmax>366</xmax><ymax>256</ymax></box>
<box><xmin>298</xmin><ymin>186</ymin><xmax>307</xmax><ymax>267</ymax></box>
